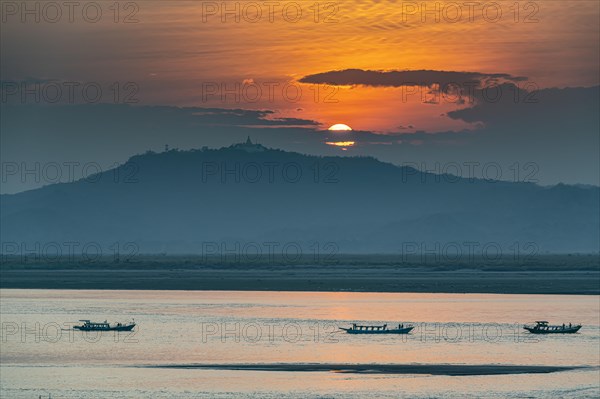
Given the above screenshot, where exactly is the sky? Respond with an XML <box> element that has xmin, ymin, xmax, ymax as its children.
<box><xmin>1</xmin><ymin>0</ymin><xmax>599</xmax><ymax>192</ymax></box>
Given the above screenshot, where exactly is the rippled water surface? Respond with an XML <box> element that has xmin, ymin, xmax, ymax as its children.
<box><xmin>1</xmin><ymin>290</ymin><xmax>599</xmax><ymax>398</ymax></box>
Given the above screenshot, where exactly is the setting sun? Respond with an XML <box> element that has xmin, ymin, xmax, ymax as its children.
<box><xmin>326</xmin><ymin>141</ymin><xmax>355</xmax><ymax>148</ymax></box>
<box><xmin>328</xmin><ymin>123</ymin><xmax>353</xmax><ymax>131</ymax></box>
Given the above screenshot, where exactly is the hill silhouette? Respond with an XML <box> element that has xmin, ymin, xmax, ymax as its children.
<box><xmin>1</xmin><ymin>140</ymin><xmax>598</xmax><ymax>255</ymax></box>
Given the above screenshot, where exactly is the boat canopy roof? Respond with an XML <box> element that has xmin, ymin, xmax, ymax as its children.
<box><xmin>535</xmin><ymin>321</ymin><xmax>549</xmax><ymax>324</ymax></box>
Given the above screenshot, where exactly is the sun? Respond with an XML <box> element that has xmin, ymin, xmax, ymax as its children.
<box><xmin>328</xmin><ymin>123</ymin><xmax>353</xmax><ymax>131</ymax></box>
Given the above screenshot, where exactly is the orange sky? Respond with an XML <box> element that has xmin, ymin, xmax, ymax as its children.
<box><xmin>2</xmin><ymin>0</ymin><xmax>599</xmax><ymax>132</ymax></box>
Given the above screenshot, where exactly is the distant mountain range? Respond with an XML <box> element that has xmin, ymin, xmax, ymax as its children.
<box><xmin>1</xmin><ymin>140</ymin><xmax>598</xmax><ymax>256</ymax></box>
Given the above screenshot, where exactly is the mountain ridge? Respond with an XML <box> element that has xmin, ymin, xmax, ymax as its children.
<box><xmin>1</xmin><ymin>142</ymin><xmax>598</xmax><ymax>255</ymax></box>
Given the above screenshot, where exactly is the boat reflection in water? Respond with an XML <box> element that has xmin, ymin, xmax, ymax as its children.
<box><xmin>73</xmin><ymin>319</ymin><xmax>136</xmax><ymax>332</ymax></box>
<box><xmin>339</xmin><ymin>323</ymin><xmax>414</xmax><ymax>334</ymax></box>
<box><xmin>523</xmin><ymin>321</ymin><xmax>581</xmax><ymax>334</ymax></box>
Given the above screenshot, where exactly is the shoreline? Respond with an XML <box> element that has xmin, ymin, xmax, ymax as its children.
<box><xmin>142</xmin><ymin>363</ymin><xmax>587</xmax><ymax>376</ymax></box>
<box><xmin>1</xmin><ymin>266</ymin><xmax>598</xmax><ymax>295</ymax></box>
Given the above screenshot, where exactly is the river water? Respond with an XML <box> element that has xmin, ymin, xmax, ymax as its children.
<box><xmin>1</xmin><ymin>289</ymin><xmax>598</xmax><ymax>398</ymax></box>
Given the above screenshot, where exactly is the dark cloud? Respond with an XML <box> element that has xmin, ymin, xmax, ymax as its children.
<box><xmin>299</xmin><ymin>69</ymin><xmax>527</xmax><ymax>88</ymax></box>
<box><xmin>185</xmin><ymin>108</ymin><xmax>319</xmax><ymax>127</ymax></box>
<box><xmin>348</xmin><ymin>85</ymin><xmax>600</xmax><ymax>185</ymax></box>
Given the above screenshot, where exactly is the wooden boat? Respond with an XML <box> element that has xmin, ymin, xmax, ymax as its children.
<box><xmin>340</xmin><ymin>323</ymin><xmax>414</xmax><ymax>334</ymax></box>
<box><xmin>73</xmin><ymin>319</ymin><xmax>135</xmax><ymax>332</ymax></box>
<box><xmin>523</xmin><ymin>321</ymin><xmax>581</xmax><ymax>334</ymax></box>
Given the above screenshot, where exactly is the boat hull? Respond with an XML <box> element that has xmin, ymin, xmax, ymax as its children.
<box><xmin>523</xmin><ymin>326</ymin><xmax>581</xmax><ymax>334</ymax></box>
<box><xmin>340</xmin><ymin>327</ymin><xmax>414</xmax><ymax>334</ymax></box>
<box><xmin>74</xmin><ymin>324</ymin><xmax>135</xmax><ymax>332</ymax></box>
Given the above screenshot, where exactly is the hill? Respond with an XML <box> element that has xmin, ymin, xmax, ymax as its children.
<box><xmin>1</xmin><ymin>141</ymin><xmax>598</xmax><ymax>256</ymax></box>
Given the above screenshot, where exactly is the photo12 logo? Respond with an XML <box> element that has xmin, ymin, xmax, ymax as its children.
<box><xmin>400</xmin><ymin>241</ymin><xmax>539</xmax><ymax>263</ymax></box>
<box><xmin>413</xmin><ymin>322</ymin><xmax>540</xmax><ymax>343</ymax></box>
<box><xmin>201</xmin><ymin>241</ymin><xmax>339</xmax><ymax>264</ymax></box>
<box><xmin>200</xmin><ymin>81</ymin><xmax>339</xmax><ymax>104</ymax></box>
<box><xmin>200</xmin><ymin>160</ymin><xmax>340</xmax><ymax>184</ymax></box>
<box><xmin>1</xmin><ymin>241</ymin><xmax>140</xmax><ymax>263</ymax></box>
<box><xmin>1</xmin><ymin>161</ymin><xmax>140</xmax><ymax>186</ymax></box>
<box><xmin>400</xmin><ymin>81</ymin><xmax>539</xmax><ymax>105</ymax></box>
<box><xmin>1</xmin><ymin>321</ymin><xmax>139</xmax><ymax>343</ymax></box>
<box><xmin>200</xmin><ymin>321</ymin><xmax>341</xmax><ymax>344</ymax></box>
<box><xmin>1</xmin><ymin>80</ymin><xmax>140</xmax><ymax>104</ymax></box>
<box><xmin>399</xmin><ymin>1</ymin><xmax>540</xmax><ymax>24</ymax></box>
<box><xmin>199</xmin><ymin>1</ymin><xmax>339</xmax><ymax>23</ymax></box>
<box><xmin>1</xmin><ymin>1</ymin><xmax>140</xmax><ymax>24</ymax></box>
<box><xmin>401</xmin><ymin>161</ymin><xmax>540</xmax><ymax>183</ymax></box>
